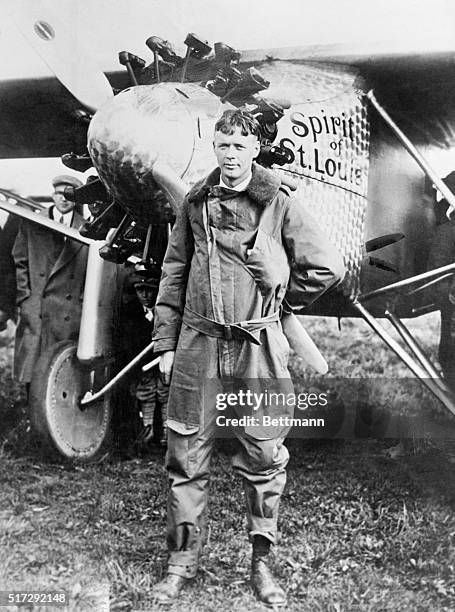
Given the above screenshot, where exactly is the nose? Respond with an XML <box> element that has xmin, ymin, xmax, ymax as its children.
<box><xmin>226</xmin><ymin>146</ymin><xmax>236</xmax><ymax>159</ymax></box>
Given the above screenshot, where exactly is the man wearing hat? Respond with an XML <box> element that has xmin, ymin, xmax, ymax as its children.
<box><xmin>426</xmin><ymin>171</ymin><xmax>455</xmax><ymax>389</ymax></box>
<box><xmin>13</xmin><ymin>174</ymin><xmax>88</xmax><ymax>387</ymax></box>
<box><xmin>127</xmin><ymin>267</ymin><xmax>168</xmax><ymax>446</ymax></box>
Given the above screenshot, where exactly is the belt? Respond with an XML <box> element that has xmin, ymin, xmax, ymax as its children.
<box><xmin>182</xmin><ymin>306</ymin><xmax>280</xmax><ymax>346</ymax></box>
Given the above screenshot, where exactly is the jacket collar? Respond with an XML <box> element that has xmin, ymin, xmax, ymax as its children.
<box><xmin>187</xmin><ymin>162</ymin><xmax>281</xmax><ymax>208</ymax></box>
<box><xmin>46</xmin><ymin>206</ymin><xmax>84</xmax><ymax>231</ymax></box>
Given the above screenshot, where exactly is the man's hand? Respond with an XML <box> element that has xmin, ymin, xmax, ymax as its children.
<box><xmin>159</xmin><ymin>350</ymin><xmax>175</xmax><ymax>385</ymax></box>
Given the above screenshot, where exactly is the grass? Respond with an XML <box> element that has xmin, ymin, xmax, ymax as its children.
<box><xmin>0</xmin><ymin>313</ymin><xmax>455</xmax><ymax>611</ymax></box>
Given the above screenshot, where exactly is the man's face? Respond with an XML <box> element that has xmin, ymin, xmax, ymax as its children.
<box><xmin>134</xmin><ymin>283</ymin><xmax>158</xmax><ymax>309</ymax></box>
<box><xmin>213</xmin><ymin>127</ymin><xmax>260</xmax><ymax>187</ymax></box>
<box><xmin>52</xmin><ymin>185</ymin><xmax>75</xmax><ymax>215</ymax></box>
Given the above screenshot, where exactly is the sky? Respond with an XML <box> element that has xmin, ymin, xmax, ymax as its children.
<box><xmin>0</xmin><ymin>0</ymin><xmax>455</xmax><ymax>195</ymax></box>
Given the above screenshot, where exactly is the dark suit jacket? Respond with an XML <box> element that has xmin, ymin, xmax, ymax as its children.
<box><xmin>13</xmin><ymin>207</ymin><xmax>88</xmax><ymax>382</ymax></box>
<box><xmin>0</xmin><ymin>214</ymin><xmax>20</xmax><ymax>319</ymax></box>
<box><xmin>427</xmin><ymin>219</ymin><xmax>455</xmax><ymax>306</ymax></box>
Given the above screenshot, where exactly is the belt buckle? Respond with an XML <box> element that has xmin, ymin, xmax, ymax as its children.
<box><xmin>223</xmin><ymin>324</ymin><xmax>232</xmax><ymax>340</ymax></box>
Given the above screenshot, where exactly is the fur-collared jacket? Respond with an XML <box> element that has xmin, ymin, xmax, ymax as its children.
<box><xmin>153</xmin><ymin>163</ymin><xmax>345</xmax><ymax>436</ymax></box>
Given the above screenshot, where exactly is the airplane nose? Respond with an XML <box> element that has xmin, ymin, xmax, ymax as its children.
<box><xmin>88</xmin><ymin>83</ymin><xmax>222</xmax><ymax>223</ymax></box>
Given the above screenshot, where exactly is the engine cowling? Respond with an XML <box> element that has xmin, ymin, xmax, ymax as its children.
<box><xmin>88</xmin><ymin>82</ymin><xmax>223</xmax><ymax>222</ymax></box>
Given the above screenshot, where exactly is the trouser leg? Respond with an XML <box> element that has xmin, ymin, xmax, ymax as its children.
<box><xmin>230</xmin><ymin>433</ymin><xmax>289</xmax><ymax>544</ymax></box>
<box><xmin>157</xmin><ymin>378</ymin><xmax>169</xmax><ymax>444</ymax></box>
<box><xmin>165</xmin><ymin>412</ymin><xmax>217</xmax><ymax>577</ymax></box>
<box><xmin>439</xmin><ymin>306</ymin><xmax>455</xmax><ymax>389</ymax></box>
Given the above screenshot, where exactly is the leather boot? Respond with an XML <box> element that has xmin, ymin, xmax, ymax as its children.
<box><xmin>251</xmin><ymin>536</ymin><xmax>287</xmax><ymax>608</ymax></box>
<box><xmin>151</xmin><ymin>572</ymin><xmax>189</xmax><ymax>604</ymax></box>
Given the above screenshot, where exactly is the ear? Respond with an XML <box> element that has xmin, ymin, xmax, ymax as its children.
<box><xmin>253</xmin><ymin>138</ymin><xmax>260</xmax><ymax>159</ymax></box>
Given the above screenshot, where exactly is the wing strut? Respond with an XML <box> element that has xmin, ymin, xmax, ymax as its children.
<box><xmin>367</xmin><ymin>90</ymin><xmax>455</xmax><ymax>217</ymax></box>
<box><xmin>351</xmin><ymin>301</ymin><xmax>455</xmax><ymax>417</ymax></box>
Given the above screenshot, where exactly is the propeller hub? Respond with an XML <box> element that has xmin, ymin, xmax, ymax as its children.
<box><xmin>88</xmin><ymin>83</ymin><xmax>223</xmax><ymax>222</ymax></box>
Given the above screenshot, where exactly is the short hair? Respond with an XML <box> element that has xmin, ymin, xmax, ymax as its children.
<box><xmin>214</xmin><ymin>109</ymin><xmax>261</xmax><ymax>139</ymax></box>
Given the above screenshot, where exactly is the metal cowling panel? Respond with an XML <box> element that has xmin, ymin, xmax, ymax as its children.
<box><xmin>255</xmin><ymin>60</ymin><xmax>370</xmax><ymax>299</ymax></box>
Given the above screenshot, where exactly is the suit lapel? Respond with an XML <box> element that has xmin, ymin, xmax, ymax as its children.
<box><xmin>48</xmin><ymin>211</ymin><xmax>84</xmax><ymax>279</ymax></box>
<box><xmin>35</xmin><ymin>207</ymin><xmax>62</xmax><ymax>265</ymax></box>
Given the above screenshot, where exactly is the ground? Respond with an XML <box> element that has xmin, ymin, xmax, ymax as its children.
<box><xmin>0</xmin><ymin>313</ymin><xmax>454</xmax><ymax>611</ymax></box>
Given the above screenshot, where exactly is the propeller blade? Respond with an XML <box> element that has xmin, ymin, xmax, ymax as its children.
<box><xmin>10</xmin><ymin>5</ymin><xmax>113</xmax><ymax>112</ymax></box>
<box><xmin>281</xmin><ymin>312</ymin><xmax>329</xmax><ymax>375</ymax></box>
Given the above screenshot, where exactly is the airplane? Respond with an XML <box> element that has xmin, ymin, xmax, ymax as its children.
<box><xmin>1</xmin><ymin>0</ymin><xmax>455</xmax><ymax>460</ymax></box>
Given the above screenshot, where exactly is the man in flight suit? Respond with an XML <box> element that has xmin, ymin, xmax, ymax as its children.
<box><xmin>151</xmin><ymin>109</ymin><xmax>345</xmax><ymax>606</ymax></box>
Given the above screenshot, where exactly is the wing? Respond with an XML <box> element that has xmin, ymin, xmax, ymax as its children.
<box><xmin>0</xmin><ymin>77</ymin><xmax>89</xmax><ymax>158</ymax></box>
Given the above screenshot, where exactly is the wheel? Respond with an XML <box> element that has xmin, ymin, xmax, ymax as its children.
<box><xmin>29</xmin><ymin>340</ymin><xmax>113</xmax><ymax>461</ymax></box>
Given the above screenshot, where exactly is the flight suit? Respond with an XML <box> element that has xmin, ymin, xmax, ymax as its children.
<box><xmin>153</xmin><ymin>162</ymin><xmax>345</xmax><ymax>576</ymax></box>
